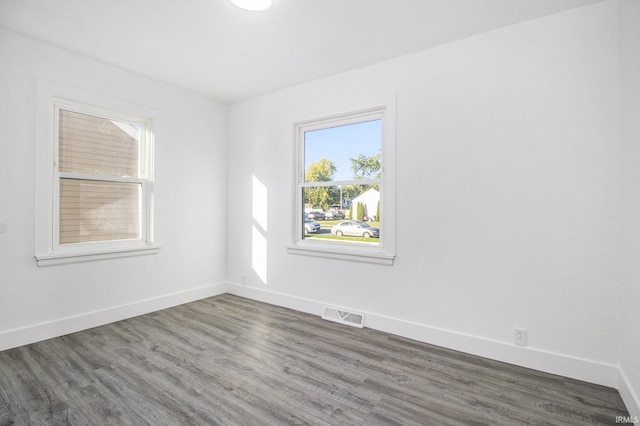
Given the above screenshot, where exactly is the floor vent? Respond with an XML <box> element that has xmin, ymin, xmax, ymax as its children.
<box><xmin>321</xmin><ymin>307</ymin><xmax>364</xmax><ymax>328</ymax></box>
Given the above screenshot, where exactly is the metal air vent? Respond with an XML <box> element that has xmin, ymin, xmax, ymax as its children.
<box><xmin>321</xmin><ymin>307</ymin><xmax>364</xmax><ymax>328</ymax></box>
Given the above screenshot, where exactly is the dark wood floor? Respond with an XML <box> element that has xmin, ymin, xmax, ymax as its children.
<box><xmin>0</xmin><ymin>294</ymin><xmax>629</xmax><ymax>425</ymax></box>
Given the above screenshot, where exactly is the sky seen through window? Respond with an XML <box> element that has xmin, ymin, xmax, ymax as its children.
<box><xmin>304</xmin><ymin>119</ymin><xmax>381</xmax><ymax>182</ymax></box>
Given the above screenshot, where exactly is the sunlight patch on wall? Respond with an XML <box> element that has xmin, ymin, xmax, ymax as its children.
<box><xmin>252</xmin><ymin>175</ymin><xmax>268</xmax><ymax>284</ymax></box>
<box><xmin>252</xmin><ymin>175</ymin><xmax>268</xmax><ymax>232</ymax></box>
<box><xmin>251</xmin><ymin>226</ymin><xmax>267</xmax><ymax>284</ymax></box>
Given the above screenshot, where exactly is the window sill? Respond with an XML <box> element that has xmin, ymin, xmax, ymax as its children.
<box><xmin>286</xmin><ymin>244</ymin><xmax>394</xmax><ymax>265</ymax></box>
<box><xmin>35</xmin><ymin>244</ymin><xmax>160</xmax><ymax>267</ymax></box>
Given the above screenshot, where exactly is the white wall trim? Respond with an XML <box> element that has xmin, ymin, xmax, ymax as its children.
<box><xmin>226</xmin><ymin>282</ymin><xmax>620</xmax><ymax>389</ymax></box>
<box><xmin>0</xmin><ymin>282</ymin><xmax>228</xmax><ymax>352</ymax></box>
<box><xmin>619</xmin><ymin>368</ymin><xmax>640</xmax><ymax>419</ymax></box>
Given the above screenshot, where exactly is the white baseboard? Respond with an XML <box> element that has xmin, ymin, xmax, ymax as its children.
<box><xmin>619</xmin><ymin>368</ymin><xmax>640</xmax><ymax>419</ymax></box>
<box><xmin>227</xmin><ymin>282</ymin><xmax>620</xmax><ymax>389</ymax></box>
<box><xmin>0</xmin><ymin>281</ymin><xmax>228</xmax><ymax>352</ymax></box>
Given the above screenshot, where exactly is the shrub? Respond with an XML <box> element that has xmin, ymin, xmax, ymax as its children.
<box><xmin>357</xmin><ymin>202</ymin><xmax>365</xmax><ymax>221</ymax></box>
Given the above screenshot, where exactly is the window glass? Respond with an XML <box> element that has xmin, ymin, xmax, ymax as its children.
<box><xmin>304</xmin><ymin>119</ymin><xmax>381</xmax><ymax>183</ymax></box>
<box><xmin>56</xmin><ymin>106</ymin><xmax>148</xmax><ymax>247</ymax></box>
<box><xmin>299</xmin><ymin>116</ymin><xmax>383</xmax><ymax>247</ymax></box>
<box><xmin>59</xmin><ymin>179</ymin><xmax>141</xmax><ymax>244</ymax></box>
<box><xmin>58</xmin><ymin>109</ymin><xmax>140</xmax><ymax>177</ymax></box>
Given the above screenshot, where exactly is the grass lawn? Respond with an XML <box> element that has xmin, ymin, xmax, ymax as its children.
<box><xmin>305</xmin><ymin>233</ymin><xmax>380</xmax><ymax>243</ymax></box>
<box><xmin>305</xmin><ymin>219</ymin><xmax>381</xmax><ymax>243</ymax></box>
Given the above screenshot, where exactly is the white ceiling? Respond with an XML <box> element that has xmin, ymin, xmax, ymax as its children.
<box><xmin>0</xmin><ymin>0</ymin><xmax>603</xmax><ymax>104</ymax></box>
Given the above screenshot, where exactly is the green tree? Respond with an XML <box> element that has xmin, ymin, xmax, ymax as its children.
<box><xmin>340</xmin><ymin>185</ymin><xmax>359</xmax><ymax>206</ymax></box>
<box><xmin>306</xmin><ymin>158</ymin><xmax>336</xmax><ymax>182</ymax></box>
<box><xmin>338</xmin><ymin>152</ymin><xmax>383</xmax><ymax>207</ymax></box>
<box><xmin>357</xmin><ymin>202</ymin><xmax>365</xmax><ymax>221</ymax></box>
<box><xmin>351</xmin><ymin>152</ymin><xmax>381</xmax><ymax>180</ymax></box>
<box><xmin>349</xmin><ymin>152</ymin><xmax>381</xmax><ymax>193</ymax></box>
<box><xmin>376</xmin><ymin>200</ymin><xmax>380</xmax><ymax>221</ymax></box>
<box><xmin>305</xmin><ymin>158</ymin><xmax>339</xmax><ymax>211</ymax></box>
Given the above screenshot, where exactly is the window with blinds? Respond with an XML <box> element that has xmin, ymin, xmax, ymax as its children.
<box><xmin>55</xmin><ymin>106</ymin><xmax>149</xmax><ymax>246</ymax></box>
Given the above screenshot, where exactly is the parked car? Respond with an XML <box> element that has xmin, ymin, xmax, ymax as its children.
<box><xmin>325</xmin><ymin>210</ymin><xmax>345</xmax><ymax>220</ymax></box>
<box><xmin>307</xmin><ymin>210</ymin><xmax>325</xmax><ymax>220</ymax></box>
<box><xmin>304</xmin><ymin>217</ymin><xmax>321</xmax><ymax>233</ymax></box>
<box><xmin>331</xmin><ymin>220</ymin><xmax>380</xmax><ymax>238</ymax></box>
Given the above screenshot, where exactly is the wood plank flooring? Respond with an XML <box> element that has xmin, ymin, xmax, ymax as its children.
<box><xmin>0</xmin><ymin>294</ymin><xmax>629</xmax><ymax>425</ymax></box>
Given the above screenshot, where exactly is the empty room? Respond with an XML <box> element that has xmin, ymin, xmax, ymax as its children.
<box><xmin>0</xmin><ymin>0</ymin><xmax>639</xmax><ymax>424</ymax></box>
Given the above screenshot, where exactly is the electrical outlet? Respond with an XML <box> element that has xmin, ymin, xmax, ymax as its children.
<box><xmin>515</xmin><ymin>328</ymin><xmax>527</xmax><ymax>346</ymax></box>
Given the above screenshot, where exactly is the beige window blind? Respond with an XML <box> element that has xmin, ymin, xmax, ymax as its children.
<box><xmin>58</xmin><ymin>109</ymin><xmax>142</xmax><ymax>244</ymax></box>
<box><xmin>59</xmin><ymin>110</ymin><xmax>139</xmax><ymax>177</ymax></box>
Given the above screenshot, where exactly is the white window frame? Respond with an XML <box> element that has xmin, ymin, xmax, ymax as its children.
<box><xmin>287</xmin><ymin>103</ymin><xmax>396</xmax><ymax>265</ymax></box>
<box><xmin>34</xmin><ymin>82</ymin><xmax>159</xmax><ymax>266</ymax></box>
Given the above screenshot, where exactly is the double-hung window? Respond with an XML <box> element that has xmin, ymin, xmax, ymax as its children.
<box><xmin>35</xmin><ymin>97</ymin><xmax>157</xmax><ymax>266</ymax></box>
<box><xmin>288</xmin><ymin>105</ymin><xmax>396</xmax><ymax>265</ymax></box>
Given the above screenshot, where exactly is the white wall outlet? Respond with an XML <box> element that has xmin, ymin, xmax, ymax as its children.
<box><xmin>515</xmin><ymin>328</ymin><xmax>527</xmax><ymax>346</ymax></box>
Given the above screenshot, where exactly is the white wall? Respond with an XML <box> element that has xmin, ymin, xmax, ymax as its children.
<box><xmin>619</xmin><ymin>0</ymin><xmax>640</xmax><ymax>418</ymax></box>
<box><xmin>227</xmin><ymin>1</ymin><xmax>624</xmax><ymax>388</ymax></box>
<box><xmin>0</xmin><ymin>29</ymin><xmax>228</xmax><ymax>349</ymax></box>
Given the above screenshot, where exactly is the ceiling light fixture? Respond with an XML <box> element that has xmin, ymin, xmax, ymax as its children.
<box><xmin>229</xmin><ymin>0</ymin><xmax>272</xmax><ymax>11</ymax></box>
